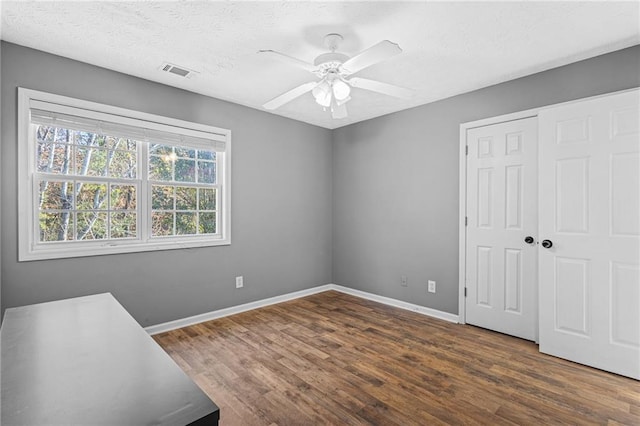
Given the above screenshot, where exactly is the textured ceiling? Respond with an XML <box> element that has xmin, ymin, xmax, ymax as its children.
<box><xmin>1</xmin><ymin>1</ymin><xmax>639</xmax><ymax>129</ymax></box>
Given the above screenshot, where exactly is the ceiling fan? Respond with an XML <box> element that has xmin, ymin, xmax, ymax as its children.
<box><xmin>259</xmin><ymin>33</ymin><xmax>413</xmax><ymax>119</ymax></box>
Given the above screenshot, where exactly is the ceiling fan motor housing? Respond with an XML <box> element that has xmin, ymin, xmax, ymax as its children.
<box><xmin>313</xmin><ymin>52</ymin><xmax>350</xmax><ymax>67</ymax></box>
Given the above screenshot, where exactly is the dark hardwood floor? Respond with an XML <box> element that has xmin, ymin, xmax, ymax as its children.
<box><xmin>153</xmin><ymin>290</ymin><xmax>640</xmax><ymax>425</ymax></box>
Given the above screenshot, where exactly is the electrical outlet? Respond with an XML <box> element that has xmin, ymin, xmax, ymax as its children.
<box><xmin>428</xmin><ymin>280</ymin><xmax>436</xmax><ymax>293</ymax></box>
<box><xmin>235</xmin><ymin>276</ymin><xmax>243</xmax><ymax>289</ymax></box>
<box><xmin>401</xmin><ymin>275</ymin><xmax>408</xmax><ymax>287</ymax></box>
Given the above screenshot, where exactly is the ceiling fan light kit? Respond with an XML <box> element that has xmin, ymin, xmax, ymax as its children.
<box><xmin>332</xmin><ymin>80</ymin><xmax>351</xmax><ymax>101</ymax></box>
<box><xmin>259</xmin><ymin>33</ymin><xmax>413</xmax><ymax>119</ymax></box>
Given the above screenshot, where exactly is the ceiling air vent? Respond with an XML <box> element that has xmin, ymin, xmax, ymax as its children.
<box><xmin>160</xmin><ymin>62</ymin><xmax>195</xmax><ymax>78</ymax></box>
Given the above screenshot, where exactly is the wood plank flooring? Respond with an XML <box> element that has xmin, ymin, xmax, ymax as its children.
<box><xmin>153</xmin><ymin>291</ymin><xmax>640</xmax><ymax>425</ymax></box>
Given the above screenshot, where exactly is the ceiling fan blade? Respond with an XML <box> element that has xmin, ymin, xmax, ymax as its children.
<box><xmin>348</xmin><ymin>77</ymin><xmax>413</xmax><ymax>100</ymax></box>
<box><xmin>258</xmin><ymin>50</ymin><xmax>317</xmax><ymax>73</ymax></box>
<box><xmin>331</xmin><ymin>99</ymin><xmax>348</xmax><ymax>119</ymax></box>
<box><xmin>263</xmin><ymin>81</ymin><xmax>318</xmax><ymax>110</ymax></box>
<box><xmin>341</xmin><ymin>40</ymin><xmax>402</xmax><ymax>75</ymax></box>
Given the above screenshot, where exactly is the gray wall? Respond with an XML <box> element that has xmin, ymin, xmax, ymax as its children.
<box><xmin>332</xmin><ymin>45</ymin><xmax>640</xmax><ymax>315</ymax></box>
<box><xmin>2</xmin><ymin>41</ymin><xmax>639</xmax><ymax>325</ymax></box>
<box><xmin>1</xmin><ymin>42</ymin><xmax>333</xmax><ymax>326</ymax></box>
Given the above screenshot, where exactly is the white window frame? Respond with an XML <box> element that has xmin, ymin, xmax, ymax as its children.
<box><xmin>18</xmin><ymin>88</ymin><xmax>231</xmax><ymax>261</ymax></box>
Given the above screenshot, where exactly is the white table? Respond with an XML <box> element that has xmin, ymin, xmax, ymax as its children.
<box><xmin>1</xmin><ymin>293</ymin><xmax>219</xmax><ymax>425</ymax></box>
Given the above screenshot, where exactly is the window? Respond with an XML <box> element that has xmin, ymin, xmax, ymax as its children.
<box><xmin>18</xmin><ymin>88</ymin><xmax>231</xmax><ymax>261</ymax></box>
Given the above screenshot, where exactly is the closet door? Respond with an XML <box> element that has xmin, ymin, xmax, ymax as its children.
<box><xmin>538</xmin><ymin>89</ymin><xmax>640</xmax><ymax>379</ymax></box>
<box><xmin>465</xmin><ymin>117</ymin><xmax>538</xmax><ymax>341</ymax></box>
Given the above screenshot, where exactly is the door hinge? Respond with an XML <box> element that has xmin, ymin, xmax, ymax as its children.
<box><xmin>464</xmin><ymin>287</ymin><xmax>467</xmax><ymax>297</ymax></box>
<box><xmin>465</xmin><ymin>145</ymin><xmax>469</xmax><ymax>155</ymax></box>
<box><xmin>465</xmin><ymin>216</ymin><xmax>468</xmax><ymax>226</ymax></box>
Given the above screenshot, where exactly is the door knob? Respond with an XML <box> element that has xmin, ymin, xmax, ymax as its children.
<box><xmin>524</xmin><ymin>236</ymin><xmax>535</xmax><ymax>244</ymax></box>
<box><xmin>541</xmin><ymin>239</ymin><xmax>553</xmax><ymax>249</ymax></box>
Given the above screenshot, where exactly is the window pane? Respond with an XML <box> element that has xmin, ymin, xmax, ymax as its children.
<box><xmin>73</xmin><ymin>147</ymin><xmax>89</xmax><ymax>175</ymax></box>
<box><xmin>38</xmin><ymin>127</ymin><xmax>71</xmax><ymax>145</ymax></box>
<box><xmin>53</xmin><ymin>128</ymin><xmax>72</xmax><ymax>144</ymax></box>
<box><xmin>176</xmin><ymin>212</ymin><xmax>197</xmax><ymax>235</ymax></box>
<box><xmin>175</xmin><ymin>147</ymin><xmax>195</xmax><ymax>158</ymax></box>
<box><xmin>197</xmin><ymin>150</ymin><xmax>216</xmax><ymax>161</ymax></box>
<box><xmin>102</xmin><ymin>134</ymin><xmax>114</xmax><ymax>147</ymax></box>
<box><xmin>152</xmin><ymin>185</ymin><xmax>174</xmax><ymax>210</ymax></box>
<box><xmin>119</xmin><ymin>138</ymin><xmax>137</xmax><ymax>151</ymax></box>
<box><xmin>110</xmin><ymin>212</ymin><xmax>137</xmax><ymax>238</ymax></box>
<box><xmin>175</xmin><ymin>159</ymin><xmax>195</xmax><ymax>182</ymax></box>
<box><xmin>110</xmin><ymin>185</ymin><xmax>136</xmax><ymax>210</ymax></box>
<box><xmin>109</xmin><ymin>136</ymin><xmax>137</xmax><ymax>151</ymax></box>
<box><xmin>197</xmin><ymin>161</ymin><xmax>215</xmax><ymax>184</ymax></box>
<box><xmin>198</xmin><ymin>188</ymin><xmax>216</xmax><ymax>210</ymax></box>
<box><xmin>176</xmin><ymin>187</ymin><xmax>197</xmax><ymax>210</ymax></box>
<box><xmin>37</xmin><ymin>143</ymin><xmax>72</xmax><ymax>174</ymax></box>
<box><xmin>76</xmin><ymin>147</ymin><xmax>108</xmax><ymax>177</ymax></box>
<box><xmin>75</xmin><ymin>131</ymin><xmax>100</xmax><ymax>148</ymax></box>
<box><xmin>199</xmin><ymin>212</ymin><xmax>216</xmax><ymax>234</ymax></box>
<box><xmin>76</xmin><ymin>183</ymin><xmax>108</xmax><ymax>210</ymax></box>
<box><xmin>36</xmin><ymin>142</ymin><xmax>53</xmax><ymax>172</ymax></box>
<box><xmin>149</xmin><ymin>155</ymin><xmax>173</xmax><ymax>181</ymax></box>
<box><xmin>109</xmin><ymin>150</ymin><xmax>137</xmax><ymax>179</ymax></box>
<box><xmin>152</xmin><ymin>212</ymin><xmax>174</xmax><ymax>236</ymax></box>
<box><xmin>77</xmin><ymin>212</ymin><xmax>107</xmax><ymax>240</ymax></box>
<box><xmin>39</xmin><ymin>212</ymin><xmax>74</xmax><ymax>242</ymax></box>
<box><xmin>35</xmin><ymin>126</ymin><xmax>55</xmax><ymax>143</ymax></box>
<box><xmin>149</xmin><ymin>144</ymin><xmax>173</xmax><ymax>156</ymax></box>
<box><xmin>40</xmin><ymin>180</ymin><xmax>74</xmax><ymax>210</ymax></box>
<box><xmin>91</xmin><ymin>134</ymin><xmax>109</xmax><ymax>148</ymax></box>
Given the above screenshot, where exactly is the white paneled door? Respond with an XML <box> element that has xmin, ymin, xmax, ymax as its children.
<box><xmin>538</xmin><ymin>89</ymin><xmax>640</xmax><ymax>379</ymax></box>
<box><xmin>466</xmin><ymin>117</ymin><xmax>538</xmax><ymax>341</ymax></box>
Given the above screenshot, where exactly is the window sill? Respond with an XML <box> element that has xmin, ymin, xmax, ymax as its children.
<box><xmin>19</xmin><ymin>237</ymin><xmax>231</xmax><ymax>262</ymax></box>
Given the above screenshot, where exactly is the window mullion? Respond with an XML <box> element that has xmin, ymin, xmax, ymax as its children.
<box><xmin>31</xmin><ymin>175</ymin><xmax>40</xmax><ymax>248</ymax></box>
<box><xmin>35</xmin><ymin>172</ymin><xmax>135</xmax><ymax>185</ymax></box>
<box><xmin>140</xmin><ymin>142</ymin><xmax>149</xmax><ymax>243</ymax></box>
<box><xmin>218</xmin><ymin>185</ymin><xmax>222</xmax><ymax>238</ymax></box>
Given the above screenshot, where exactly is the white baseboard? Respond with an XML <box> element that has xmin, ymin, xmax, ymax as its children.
<box><xmin>145</xmin><ymin>284</ymin><xmax>332</xmax><ymax>335</ymax></box>
<box><xmin>329</xmin><ymin>284</ymin><xmax>459</xmax><ymax>324</ymax></box>
<box><xmin>145</xmin><ymin>283</ymin><xmax>458</xmax><ymax>335</ymax></box>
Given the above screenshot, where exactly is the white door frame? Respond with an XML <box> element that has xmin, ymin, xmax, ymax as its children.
<box><xmin>457</xmin><ymin>88</ymin><xmax>638</xmax><ymax>329</ymax></box>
